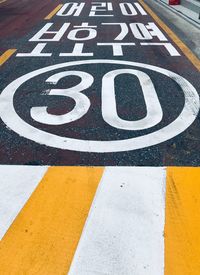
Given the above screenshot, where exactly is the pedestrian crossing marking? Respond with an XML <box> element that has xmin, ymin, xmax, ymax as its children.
<box><xmin>0</xmin><ymin>167</ymin><xmax>103</xmax><ymax>274</ymax></box>
<box><xmin>165</xmin><ymin>167</ymin><xmax>200</xmax><ymax>274</ymax></box>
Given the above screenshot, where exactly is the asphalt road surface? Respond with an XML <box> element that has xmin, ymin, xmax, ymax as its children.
<box><xmin>0</xmin><ymin>1</ymin><xmax>200</xmax><ymax>274</ymax></box>
<box><xmin>0</xmin><ymin>0</ymin><xmax>200</xmax><ymax>166</ymax></box>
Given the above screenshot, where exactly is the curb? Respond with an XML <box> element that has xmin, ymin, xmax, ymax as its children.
<box><xmin>154</xmin><ymin>0</ymin><xmax>200</xmax><ymax>29</ymax></box>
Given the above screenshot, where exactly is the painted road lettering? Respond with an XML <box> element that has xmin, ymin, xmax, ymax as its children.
<box><xmin>55</xmin><ymin>2</ymin><xmax>147</xmax><ymax>17</ymax></box>
<box><xmin>57</xmin><ymin>3</ymin><xmax>85</xmax><ymax>17</ymax></box>
<box><xmin>0</xmin><ymin>0</ymin><xmax>199</xmax><ymax>165</ymax></box>
<box><xmin>16</xmin><ymin>21</ymin><xmax>179</xmax><ymax>57</ymax></box>
<box><xmin>1</xmin><ymin>0</ymin><xmax>200</xmax><ymax>274</ymax></box>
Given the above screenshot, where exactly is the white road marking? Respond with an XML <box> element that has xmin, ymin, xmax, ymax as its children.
<box><xmin>102</xmin><ymin>68</ymin><xmax>163</xmax><ymax>130</ymax></box>
<box><xmin>97</xmin><ymin>43</ymin><xmax>136</xmax><ymax>55</ymax></box>
<box><xmin>29</xmin><ymin>23</ymin><xmax>70</xmax><ymax>42</ymax></box>
<box><xmin>0</xmin><ymin>166</ymin><xmax>48</xmax><ymax>240</ymax></box>
<box><xmin>130</xmin><ymin>23</ymin><xmax>167</xmax><ymax>41</ymax></box>
<box><xmin>31</xmin><ymin>71</ymin><xmax>93</xmax><ymax>125</ymax></box>
<box><xmin>56</xmin><ymin>3</ymin><xmax>85</xmax><ymax>17</ymax></box>
<box><xmin>17</xmin><ymin>43</ymin><xmax>52</xmax><ymax>57</ymax></box>
<box><xmin>0</xmin><ymin>60</ymin><xmax>199</xmax><ymax>152</ymax></box>
<box><xmin>69</xmin><ymin>167</ymin><xmax>166</xmax><ymax>275</ymax></box>
<box><xmin>134</xmin><ymin>3</ymin><xmax>147</xmax><ymax>15</ymax></box>
<box><xmin>60</xmin><ymin>43</ymin><xmax>94</xmax><ymax>56</ymax></box>
<box><xmin>140</xmin><ymin>43</ymin><xmax>180</xmax><ymax>56</ymax></box>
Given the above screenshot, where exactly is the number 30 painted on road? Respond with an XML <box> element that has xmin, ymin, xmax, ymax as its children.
<box><xmin>0</xmin><ymin>60</ymin><xmax>199</xmax><ymax>152</ymax></box>
<box><xmin>31</xmin><ymin>69</ymin><xmax>163</xmax><ymax>130</ymax></box>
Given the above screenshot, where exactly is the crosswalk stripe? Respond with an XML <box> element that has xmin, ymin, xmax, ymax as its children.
<box><xmin>0</xmin><ymin>166</ymin><xmax>104</xmax><ymax>274</ymax></box>
<box><xmin>0</xmin><ymin>165</ymin><xmax>48</xmax><ymax>240</ymax></box>
<box><xmin>1</xmin><ymin>166</ymin><xmax>200</xmax><ymax>274</ymax></box>
<box><xmin>69</xmin><ymin>167</ymin><xmax>166</xmax><ymax>275</ymax></box>
<box><xmin>165</xmin><ymin>167</ymin><xmax>200</xmax><ymax>274</ymax></box>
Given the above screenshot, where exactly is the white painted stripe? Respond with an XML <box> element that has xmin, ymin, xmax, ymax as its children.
<box><xmin>0</xmin><ymin>165</ymin><xmax>48</xmax><ymax>240</ymax></box>
<box><xmin>140</xmin><ymin>43</ymin><xmax>180</xmax><ymax>56</ymax></box>
<box><xmin>69</xmin><ymin>167</ymin><xmax>166</xmax><ymax>275</ymax></box>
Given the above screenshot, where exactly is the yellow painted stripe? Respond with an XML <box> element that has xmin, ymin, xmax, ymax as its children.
<box><xmin>139</xmin><ymin>0</ymin><xmax>200</xmax><ymax>71</ymax></box>
<box><xmin>0</xmin><ymin>166</ymin><xmax>104</xmax><ymax>274</ymax></box>
<box><xmin>44</xmin><ymin>4</ymin><xmax>63</xmax><ymax>20</ymax></box>
<box><xmin>165</xmin><ymin>167</ymin><xmax>200</xmax><ymax>274</ymax></box>
<box><xmin>0</xmin><ymin>49</ymin><xmax>16</xmax><ymax>66</ymax></box>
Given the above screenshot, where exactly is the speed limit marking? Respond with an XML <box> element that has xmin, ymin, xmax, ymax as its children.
<box><xmin>0</xmin><ymin>59</ymin><xmax>199</xmax><ymax>153</ymax></box>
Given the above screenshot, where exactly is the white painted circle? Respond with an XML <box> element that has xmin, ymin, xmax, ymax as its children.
<box><xmin>0</xmin><ymin>60</ymin><xmax>199</xmax><ymax>152</ymax></box>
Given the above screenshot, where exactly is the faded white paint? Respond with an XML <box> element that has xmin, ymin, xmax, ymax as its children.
<box><xmin>97</xmin><ymin>43</ymin><xmax>136</xmax><ymax>55</ymax></box>
<box><xmin>140</xmin><ymin>43</ymin><xmax>180</xmax><ymax>56</ymax></box>
<box><xmin>69</xmin><ymin>167</ymin><xmax>166</xmax><ymax>275</ymax></box>
<box><xmin>134</xmin><ymin>3</ymin><xmax>147</xmax><ymax>15</ymax></box>
<box><xmin>56</xmin><ymin>3</ymin><xmax>85</xmax><ymax>17</ymax></box>
<box><xmin>130</xmin><ymin>23</ymin><xmax>167</xmax><ymax>41</ymax></box>
<box><xmin>120</xmin><ymin>3</ymin><xmax>138</xmax><ymax>16</ymax></box>
<box><xmin>17</xmin><ymin>43</ymin><xmax>52</xmax><ymax>57</ymax></box>
<box><xmin>101</xmin><ymin>23</ymin><xmax>129</xmax><ymax>41</ymax></box>
<box><xmin>31</xmin><ymin>71</ymin><xmax>93</xmax><ymax>125</ymax></box>
<box><xmin>119</xmin><ymin>3</ymin><xmax>147</xmax><ymax>16</ymax></box>
<box><xmin>67</xmin><ymin>23</ymin><xmax>97</xmax><ymax>41</ymax></box>
<box><xmin>89</xmin><ymin>2</ymin><xmax>113</xmax><ymax>17</ymax></box>
<box><xmin>102</xmin><ymin>68</ymin><xmax>163</xmax><ymax>129</ymax></box>
<box><xmin>29</xmin><ymin>23</ymin><xmax>70</xmax><ymax>42</ymax></box>
<box><xmin>60</xmin><ymin>43</ymin><xmax>93</xmax><ymax>56</ymax></box>
<box><xmin>0</xmin><ymin>60</ymin><xmax>199</xmax><ymax>152</ymax></box>
<box><xmin>0</xmin><ymin>166</ymin><xmax>47</xmax><ymax>240</ymax></box>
